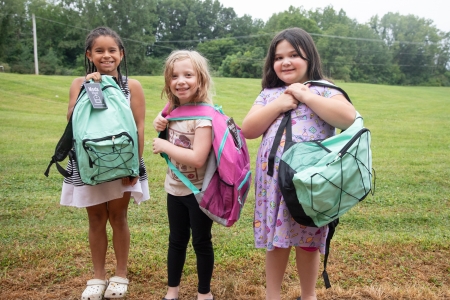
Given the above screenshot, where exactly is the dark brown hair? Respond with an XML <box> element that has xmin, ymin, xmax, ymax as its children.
<box><xmin>84</xmin><ymin>26</ymin><xmax>128</xmax><ymax>88</ymax></box>
<box><xmin>262</xmin><ymin>27</ymin><xmax>325</xmax><ymax>89</ymax></box>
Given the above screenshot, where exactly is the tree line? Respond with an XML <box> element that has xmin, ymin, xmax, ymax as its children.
<box><xmin>1</xmin><ymin>0</ymin><xmax>449</xmax><ymax>86</ymax></box>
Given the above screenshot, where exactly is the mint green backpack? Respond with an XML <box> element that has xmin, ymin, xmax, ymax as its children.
<box><xmin>45</xmin><ymin>75</ymin><xmax>139</xmax><ymax>185</ymax></box>
<box><xmin>73</xmin><ymin>75</ymin><xmax>139</xmax><ymax>185</ymax></box>
<box><xmin>267</xmin><ymin>81</ymin><xmax>374</xmax><ymax>228</ymax></box>
<box><xmin>267</xmin><ymin>80</ymin><xmax>375</xmax><ymax>288</ymax></box>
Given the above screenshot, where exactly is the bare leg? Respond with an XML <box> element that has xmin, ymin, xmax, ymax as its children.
<box><xmin>107</xmin><ymin>193</ymin><xmax>131</xmax><ymax>278</ymax></box>
<box><xmin>86</xmin><ymin>203</ymin><xmax>109</xmax><ymax>280</ymax></box>
<box><xmin>164</xmin><ymin>286</ymin><xmax>179</xmax><ymax>299</ymax></box>
<box><xmin>295</xmin><ymin>247</ymin><xmax>320</xmax><ymax>300</ymax></box>
<box><xmin>265</xmin><ymin>247</ymin><xmax>291</xmax><ymax>300</ymax></box>
<box><xmin>197</xmin><ymin>291</ymin><xmax>213</xmax><ymax>300</ymax></box>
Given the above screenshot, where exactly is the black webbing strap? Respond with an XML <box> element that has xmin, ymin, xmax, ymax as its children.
<box><xmin>44</xmin><ymin>86</ymin><xmax>84</xmax><ymax>178</ymax></box>
<box><xmin>322</xmin><ymin>218</ymin><xmax>339</xmax><ymax>288</ymax></box>
<box><xmin>267</xmin><ymin>110</ymin><xmax>292</xmax><ymax>177</ymax></box>
<box><xmin>305</xmin><ymin>80</ymin><xmax>352</xmax><ymax>104</ymax></box>
<box><xmin>44</xmin><ymin>150</ymin><xmax>74</xmax><ymax>178</ymax></box>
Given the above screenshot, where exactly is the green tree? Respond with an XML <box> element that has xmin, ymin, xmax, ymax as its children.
<box><xmin>28</xmin><ymin>0</ymin><xmax>80</xmax><ymax>71</ymax></box>
<box><xmin>197</xmin><ymin>38</ymin><xmax>237</xmax><ymax>71</ymax></box>
<box><xmin>57</xmin><ymin>0</ymin><xmax>158</xmax><ymax>75</ymax></box>
<box><xmin>0</xmin><ymin>0</ymin><xmax>33</xmax><ymax>72</ymax></box>
<box><xmin>308</xmin><ymin>5</ymin><xmax>353</xmax><ymax>31</ymax></box>
<box><xmin>372</xmin><ymin>13</ymin><xmax>443</xmax><ymax>85</ymax></box>
<box><xmin>219</xmin><ymin>47</ymin><xmax>264</xmax><ymax>78</ymax></box>
<box><xmin>264</xmin><ymin>6</ymin><xmax>321</xmax><ymax>34</ymax></box>
<box><xmin>39</xmin><ymin>47</ymin><xmax>61</xmax><ymax>75</ymax></box>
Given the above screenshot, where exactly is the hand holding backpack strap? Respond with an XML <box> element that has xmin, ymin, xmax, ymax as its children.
<box><xmin>267</xmin><ymin>110</ymin><xmax>292</xmax><ymax>177</ymax></box>
<box><xmin>304</xmin><ymin>80</ymin><xmax>352</xmax><ymax>104</ymax></box>
<box><xmin>158</xmin><ymin>103</ymin><xmax>208</xmax><ymax>195</ymax></box>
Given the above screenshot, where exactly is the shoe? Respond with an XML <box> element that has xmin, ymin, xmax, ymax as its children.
<box><xmin>297</xmin><ymin>298</ymin><xmax>301</xmax><ymax>300</ymax></box>
<box><xmin>104</xmin><ymin>276</ymin><xmax>129</xmax><ymax>298</ymax></box>
<box><xmin>81</xmin><ymin>279</ymin><xmax>108</xmax><ymax>300</ymax></box>
<box><xmin>162</xmin><ymin>298</ymin><xmax>178</xmax><ymax>300</ymax></box>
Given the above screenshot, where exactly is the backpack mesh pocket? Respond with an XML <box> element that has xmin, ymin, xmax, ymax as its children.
<box><xmin>81</xmin><ymin>132</ymin><xmax>137</xmax><ymax>183</ymax></box>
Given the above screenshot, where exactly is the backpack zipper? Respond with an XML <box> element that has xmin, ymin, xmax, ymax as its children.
<box><xmin>82</xmin><ymin>132</ymin><xmax>134</xmax><ymax>168</ymax></box>
<box><xmin>327</xmin><ymin>128</ymin><xmax>370</xmax><ymax>165</ymax></box>
<box><xmin>82</xmin><ymin>132</ymin><xmax>133</xmax><ymax>144</ymax></box>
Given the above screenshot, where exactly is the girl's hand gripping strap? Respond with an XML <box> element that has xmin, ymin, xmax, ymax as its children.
<box><xmin>266</xmin><ymin>80</ymin><xmax>352</xmax><ymax>177</ymax></box>
<box><xmin>158</xmin><ymin>102</ymin><xmax>201</xmax><ymax>195</ymax></box>
<box><xmin>304</xmin><ymin>80</ymin><xmax>352</xmax><ymax>104</ymax></box>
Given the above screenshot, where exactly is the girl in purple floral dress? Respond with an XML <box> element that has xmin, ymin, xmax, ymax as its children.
<box><xmin>241</xmin><ymin>28</ymin><xmax>356</xmax><ymax>300</ymax></box>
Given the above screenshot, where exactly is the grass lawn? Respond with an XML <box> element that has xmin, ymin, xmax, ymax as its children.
<box><xmin>0</xmin><ymin>73</ymin><xmax>449</xmax><ymax>299</ymax></box>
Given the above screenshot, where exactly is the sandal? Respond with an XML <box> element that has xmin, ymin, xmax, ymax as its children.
<box><xmin>104</xmin><ymin>276</ymin><xmax>129</xmax><ymax>298</ymax></box>
<box><xmin>81</xmin><ymin>279</ymin><xmax>108</xmax><ymax>300</ymax></box>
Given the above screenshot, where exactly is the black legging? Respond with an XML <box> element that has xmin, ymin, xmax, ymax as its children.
<box><xmin>167</xmin><ymin>193</ymin><xmax>214</xmax><ymax>294</ymax></box>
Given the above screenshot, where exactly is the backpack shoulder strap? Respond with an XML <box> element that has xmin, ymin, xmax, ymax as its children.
<box><xmin>304</xmin><ymin>80</ymin><xmax>352</xmax><ymax>104</ymax></box>
<box><xmin>267</xmin><ymin>81</ymin><xmax>351</xmax><ymax>177</ymax></box>
<box><xmin>161</xmin><ymin>153</ymin><xmax>201</xmax><ymax>194</ymax></box>
<box><xmin>267</xmin><ymin>111</ymin><xmax>291</xmax><ymax>177</ymax></box>
<box><xmin>44</xmin><ymin>83</ymin><xmax>88</xmax><ymax>178</ymax></box>
<box><xmin>164</xmin><ymin>103</ymin><xmax>217</xmax><ymax>120</ymax></box>
<box><xmin>322</xmin><ymin>218</ymin><xmax>339</xmax><ymax>289</ymax></box>
<box><xmin>159</xmin><ymin>103</ymin><xmax>217</xmax><ymax>194</ymax></box>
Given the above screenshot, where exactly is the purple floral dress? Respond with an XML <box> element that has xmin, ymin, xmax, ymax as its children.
<box><xmin>253</xmin><ymin>84</ymin><xmax>342</xmax><ymax>254</ymax></box>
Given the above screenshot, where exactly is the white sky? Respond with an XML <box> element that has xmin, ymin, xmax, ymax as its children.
<box><xmin>219</xmin><ymin>0</ymin><xmax>450</xmax><ymax>32</ymax></box>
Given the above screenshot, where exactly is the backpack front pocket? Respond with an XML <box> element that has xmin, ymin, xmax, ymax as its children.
<box><xmin>81</xmin><ymin>132</ymin><xmax>137</xmax><ymax>184</ymax></box>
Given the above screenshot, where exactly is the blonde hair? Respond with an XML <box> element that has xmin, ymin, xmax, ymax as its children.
<box><xmin>161</xmin><ymin>50</ymin><xmax>214</xmax><ymax>111</ymax></box>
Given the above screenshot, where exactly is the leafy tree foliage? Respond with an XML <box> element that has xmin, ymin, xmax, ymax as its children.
<box><xmin>0</xmin><ymin>0</ymin><xmax>449</xmax><ymax>86</ymax></box>
<box><xmin>370</xmin><ymin>12</ymin><xmax>447</xmax><ymax>85</ymax></box>
<box><xmin>219</xmin><ymin>47</ymin><xmax>264</xmax><ymax>78</ymax></box>
<box><xmin>265</xmin><ymin>6</ymin><xmax>321</xmax><ymax>34</ymax></box>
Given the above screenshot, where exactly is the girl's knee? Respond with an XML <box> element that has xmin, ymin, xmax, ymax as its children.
<box><xmin>108</xmin><ymin>211</ymin><xmax>128</xmax><ymax>229</ymax></box>
<box><xmin>87</xmin><ymin>209</ymin><xmax>108</xmax><ymax>228</ymax></box>
<box><xmin>192</xmin><ymin>239</ymin><xmax>213</xmax><ymax>255</ymax></box>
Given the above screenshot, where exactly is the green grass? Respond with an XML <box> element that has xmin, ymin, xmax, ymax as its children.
<box><xmin>0</xmin><ymin>73</ymin><xmax>449</xmax><ymax>299</ymax></box>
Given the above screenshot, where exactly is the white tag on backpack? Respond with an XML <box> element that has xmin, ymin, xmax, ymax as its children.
<box><xmin>84</xmin><ymin>83</ymin><xmax>108</xmax><ymax>109</ymax></box>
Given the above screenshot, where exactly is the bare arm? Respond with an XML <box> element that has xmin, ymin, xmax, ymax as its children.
<box><xmin>285</xmin><ymin>83</ymin><xmax>356</xmax><ymax>130</ymax></box>
<box><xmin>152</xmin><ymin>126</ymin><xmax>212</xmax><ymax>169</ymax></box>
<box><xmin>128</xmin><ymin>78</ymin><xmax>146</xmax><ymax>159</ymax></box>
<box><xmin>67</xmin><ymin>77</ymin><xmax>85</xmax><ymax>121</ymax></box>
<box><xmin>241</xmin><ymin>92</ymin><xmax>298</xmax><ymax>139</ymax></box>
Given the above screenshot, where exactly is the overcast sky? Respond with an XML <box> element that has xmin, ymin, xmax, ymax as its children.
<box><xmin>218</xmin><ymin>0</ymin><xmax>450</xmax><ymax>32</ymax></box>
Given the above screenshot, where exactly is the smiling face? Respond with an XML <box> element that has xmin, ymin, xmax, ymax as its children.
<box><xmin>273</xmin><ymin>39</ymin><xmax>309</xmax><ymax>85</ymax></box>
<box><xmin>170</xmin><ymin>58</ymin><xmax>199</xmax><ymax>104</ymax></box>
<box><xmin>86</xmin><ymin>35</ymin><xmax>123</xmax><ymax>77</ymax></box>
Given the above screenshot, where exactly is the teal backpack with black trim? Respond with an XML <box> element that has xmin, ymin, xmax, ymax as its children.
<box><xmin>267</xmin><ymin>80</ymin><xmax>375</xmax><ymax>288</ymax></box>
<box><xmin>45</xmin><ymin>75</ymin><xmax>139</xmax><ymax>185</ymax></box>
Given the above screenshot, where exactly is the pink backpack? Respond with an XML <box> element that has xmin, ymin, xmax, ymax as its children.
<box><xmin>160</xmin><ymin>103</ymin><xmax>252</xmax><ymax>227</ymax></box>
